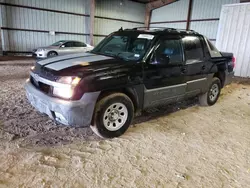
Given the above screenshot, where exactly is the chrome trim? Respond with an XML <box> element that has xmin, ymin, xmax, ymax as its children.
<box><xmin>30</xmin><ymin>71</ymin><xmax>71</xmax><ymax>88</ymax></box>
<box><xmin>187</xmin><ymin>78</ymin><xmax>207</xmax><ymax>84</ymax></box>
<box><xmin>144</xmin><ymin>83</ymin><xmax>187</xmax><ymax>92</ymax></box>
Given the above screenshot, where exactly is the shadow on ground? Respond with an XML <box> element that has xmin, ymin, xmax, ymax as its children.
<box><xmin>7</xmin><ymin>98</ymin><xmax>197</xmax><ymax>148</ymax></box>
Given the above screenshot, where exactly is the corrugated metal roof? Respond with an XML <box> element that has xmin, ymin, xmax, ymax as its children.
<box><xmin>1</xmin><ymin>0</ymin><xmax>90</xmax><ymax>51</ymax></box>
<box><xmin>2</xmin><ymin>30</ymin><xmax>87</xmax><ymax>51</ymax></box>
<box><xmin>149</xmin><ymin>22</ymin><xmax>186</xmax><ymax>29</ymax></box>
<box><xmin>151</xmin><ymin>0</ymin><xmax>189</xmax><ymax>22</ymax></box>
<box><xmin>94</xmin><ymin>0</ymin><xmax>145</xmax><ymax>46</ymax></box>
<box><xmin>191</xmin><ymin>0</ymin><xmax>240</xmax><ymax>19</ymax></box>
<box><xmin>95</xmin><ymin>0</ymin><xmax>145</xmax><ymax>22</ymax></box>
<box><xmin>5</xmin><ymin>6</ymin><xmax>88</xmax><ymax>33</ymax></box>
<box><xmin>190</xmin><ymin>21</ymin><xmax>219</xmax><ymax>39</ymax></box>
<box><xmin>9</xmin><ymin>0</ymin><xmax>89</xmax><ymax>14</ymax></box>
<box><xmin>95</xmin><ymin>18</ymin><xmax>144</xmax><ymax>36</ymax></box>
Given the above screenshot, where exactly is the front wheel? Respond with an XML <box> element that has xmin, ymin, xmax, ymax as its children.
<box><xmin>91</xmin><ymin>93</ymin><xmax>134</xmax><ymax>138</ymax></box>
<box><xmin>47</xmin><ymin>51</ymin><xmax>58</xmax><ymax>57</ymax></box>
<box><xmin>199</xmin><ymin>77</ymin><xmax>221</xmax><ymax>106</ymax></box>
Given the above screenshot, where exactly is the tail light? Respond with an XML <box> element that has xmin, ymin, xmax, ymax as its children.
<box><xmin>232</xmin><ymin>56</ymin><xmax>236</xmax><ymax>68</ymax></box>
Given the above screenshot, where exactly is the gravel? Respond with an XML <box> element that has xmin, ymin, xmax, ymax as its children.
<box><xmin>0</xmin><ymin>77</ymin><xmax>99</xmax><ymax>146</ymax></box>
<box><xmin>0</xmin><ymin>61</ymin><xmax>197</xmax><ymax>147</ymax></box>
<box><xmin>0</xmin><ymin>62</ymin><xmax>99</xmax><ymax>146</ymax></box>
<box><xmin>0</xmin><ymin>61</ymin><xmax>250</xmax><ymax>187</ymax></box>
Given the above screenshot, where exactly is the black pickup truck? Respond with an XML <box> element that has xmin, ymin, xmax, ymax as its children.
<box><xmin>25</xmin><ymin>28</ymin><xmax>235</xmax><ymax>138</ymax></box>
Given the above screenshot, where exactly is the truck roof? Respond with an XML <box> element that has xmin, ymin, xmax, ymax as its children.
<box><xmin>116</xmin><ymin>27</ymin><xmax>201</xmax><ymax>37</ymax></box>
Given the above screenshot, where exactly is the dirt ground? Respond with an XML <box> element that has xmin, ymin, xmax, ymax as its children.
<box><xmin>0</xmin><ymin>59</ymin><xmax>250</xmax><ymax>188</ymax></box>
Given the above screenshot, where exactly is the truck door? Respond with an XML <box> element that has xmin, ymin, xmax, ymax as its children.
<box><xmin>143</xmin><ymin>36</ymin><xmax>187</xmax><ymax>108</ymax></box>
<box><xmin>182</xmin><ymin>35</ymin><xmax>210</xmax><ymax>97</ymax></box>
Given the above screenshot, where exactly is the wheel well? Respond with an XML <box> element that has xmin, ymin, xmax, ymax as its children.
<box><xmin>214</xmin><ymin>71</ymin><xmax>225</xmax><ymax>87</ymax></box>
<box><xmin>48</xmin><ymin>51</ymin><xmax>58</xmax><ymax>55</ymax></box>
<box><xmin>97</xmin><ymin>89</ymin><xmax>138</xmax><ymax>112</ymax></box>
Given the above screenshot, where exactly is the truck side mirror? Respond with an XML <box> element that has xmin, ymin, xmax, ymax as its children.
<box><xmin>159</xmin><ymin>54</ymin><xmax>170</xmax><ymax>64</ymax></box>
<box><xmin>150</xmin><ymin>54</ymin><xmax>170</xmax><ymax>67</ymax></box>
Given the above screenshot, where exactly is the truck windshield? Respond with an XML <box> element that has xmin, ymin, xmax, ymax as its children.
<box><xmin>92</xmin><ymin>33</ymin><xmax>154</xmax><ymax>61</ymax></box>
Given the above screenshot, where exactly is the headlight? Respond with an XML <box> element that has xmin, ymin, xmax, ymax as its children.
<box><xmin>53</xmin><ymin>86</ymin><xmax>73</xmax><ymax>99</ymax></box>
<box><xmin>53</xmin><ymin>76</ymin><xmax>81</xmax><ymax>99</ymax></box>
<box><xmin>57</xmin><ymin>76</ymin><xmax>81</xmax><ymax>86</ymax></box>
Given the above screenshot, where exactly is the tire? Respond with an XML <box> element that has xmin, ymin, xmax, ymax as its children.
<box><xmin>199</xmin><ymin>77</ymin><xmax>221</xmax><ymax>106</ymax></box>
<box><xmin>47</xmin><ymin>51</ymin><xmax>58</xmax><ymax>57</ymax></box>
<box><xmin>91</xmin><ymin>93</ymin><xmax>134</xmax><ymax>138</ymax></box>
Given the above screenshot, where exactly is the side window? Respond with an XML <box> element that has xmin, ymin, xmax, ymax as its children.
<box><xmin>153</xmin><ymin>39</ymin><xmax>183</xmax><ymax>64</ymax></box>
<box><xmin>64</xmin><ymin>42</ymin><xmax>74</xmax><ymax>47</ymax></box>
<box><xmin>182</xmin><ymin>36</ymin><xmax>204</xmax><ymax>62</ymax></box>
<box><xmin>74</xmin><ymin>42</ymin><xmax>87</xmax><ymax>47</ymax></box>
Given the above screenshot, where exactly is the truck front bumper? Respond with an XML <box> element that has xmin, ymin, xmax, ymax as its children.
<box><xmin>25</xmin><ymin>80</ymin><xmax>100</xmax><ymax>127</ymax></box>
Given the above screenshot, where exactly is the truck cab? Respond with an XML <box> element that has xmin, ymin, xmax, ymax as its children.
<box><xmin>25</xmin><ymin>28</ymin><xmax>235</xmax><ymax>138</ymax></box>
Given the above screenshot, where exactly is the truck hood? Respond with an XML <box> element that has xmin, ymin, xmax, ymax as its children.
<box><xmin>36</xmin><ymin>52</ymin><xmax>132</xmax><ymax>76</ymax></box>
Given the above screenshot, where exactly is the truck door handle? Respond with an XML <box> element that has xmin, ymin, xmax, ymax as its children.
<box><xmin>201</xmin><ymin>65</ymin><xmax>206</xmax><ymax>70</ymax></box>
<box><xmin>181</xmin><ymin>67</ymin><xmax>187</xmax><ymax>74</ymax></box>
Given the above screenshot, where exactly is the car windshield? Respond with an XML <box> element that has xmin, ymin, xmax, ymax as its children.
<box><xmin>92</xmin><ymin>33</ymin><xmax>155</xmax><ymax>61</ymax></box>
<box><xmin>51</xmin><ymin>41</ymin><xmax>66</xmax><ymax>46</ymax></box>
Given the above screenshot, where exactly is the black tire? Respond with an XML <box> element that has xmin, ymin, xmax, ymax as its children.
<box><xmin>199</xmin><ymin>77</ymin><xmax>221</xmax><ymax>106</ymax></box>
<box><xmin>91</xmin><ymin>93</ymin><xmax>134</xmax><ymax>138</ymax></box>
<box><xmin>47</xmin><ymin>51</ymin><xmax>58</xmax><ymax>57</ymax></box>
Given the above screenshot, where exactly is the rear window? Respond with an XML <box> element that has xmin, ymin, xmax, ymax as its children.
<box><xmin>74</xmin><ymin>42</ymin><xmax>87</xmax><ymax>47</ymax></box>
<box><xmin>182</xmin><ymin>36</ymin><xmax>204</xmax><ymax>62</ymax></box>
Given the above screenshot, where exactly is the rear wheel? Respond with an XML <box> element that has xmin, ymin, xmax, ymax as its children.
<box><xmin>199</xmin><ymin>77</ymin><xmax>221</xmax><ymax>106</ymax></box>
<box><xmin>91</xmin><ymin>93</ymin><xmax>134</xmax><ymax>138</ymax></box>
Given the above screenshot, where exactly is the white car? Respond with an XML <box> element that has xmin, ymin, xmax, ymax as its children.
<box><xmin>33</xmin><ymin>40</ymin><xmax>94</xmax><ymax>58</ymax></box>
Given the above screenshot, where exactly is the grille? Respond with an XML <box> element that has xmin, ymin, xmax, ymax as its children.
<box><xmin>30</xmin><ymin>76</ymin><xmax>52</xmax><ymax>95</ymax></box>
<box><xmin>40</xmin><ymin>69</ymin><xmax>58</xmax><ymax>81</ymax></box>
<box><xmin>30</xmin><ymin>76</ymin><xmax>39</xmax><ymax>87</ymax></box>
<box><xmin>34</xmin><ymin>63</ymin><xmax>58</xmax><ymax>81</ymax></box>
<box><xmin>39</xmin><ymin>82</ymin><xmax>51</xmax><ymax>94</ymax></box>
